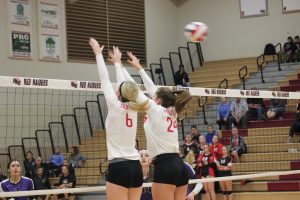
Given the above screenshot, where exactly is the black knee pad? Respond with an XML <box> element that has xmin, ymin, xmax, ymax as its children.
<box><xmin>227</xmin><ymin>191</ymin><xmax>233</xmax><ymax>195</ymax></box>
<box><xmin>222</xmin><ymin>191</ymin><xmax>227</xmax><ymax>195</ymax></box>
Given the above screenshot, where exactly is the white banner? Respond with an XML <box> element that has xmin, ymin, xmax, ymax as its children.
<box><xmin>0</xmin><ymin>75</ymin><xmax>299</xmax><ymax>99</ymax></box>
<box><xmin>40</xmin><ymin>34</ymin><xmax>60</xmax><ymax>61</ymax></box>
<box><xmin>10</xmin><ymin>0</ymin><xmax>30</xmax><ymax>25</ymax></box>
<box><xmin>40</xmin><ymin>2</ymin><xmax>59</xmax><ymax>29</ymax></box>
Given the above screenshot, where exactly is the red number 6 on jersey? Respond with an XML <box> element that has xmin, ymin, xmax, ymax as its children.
<box><xmin>167</xmin><ymin>117</ymin><xmax>177</xmax><ymax>132</ymax></box>
<box><xmin>126</xmin><ymin>113</ymin><xmax>133</xmax><ymax>127</ymax></box>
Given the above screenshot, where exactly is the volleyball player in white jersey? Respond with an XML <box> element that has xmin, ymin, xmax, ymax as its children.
<box><xmin>89</xmin><ymin>38</ymin><xmax>149</xmax><ymax>200</ymax></box>
<box><xmin>126</xmin><ymin>52</ymin><xmax>192</xmax><ymax>200</ymax></box>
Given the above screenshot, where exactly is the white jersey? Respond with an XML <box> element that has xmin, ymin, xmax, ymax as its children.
<box><xmin>95</xmin><ymin>54</ymin><xmax>139</xmax><ymax>161</ymax></box>
<box><xmin>137</xmin><ymin>69</ymin><xmax>180</xmax><ymax>159</ymax></box>
<box><xmin>144</xmin><ymin>101</ymin><xmax>179</xmax><ymax>159</ymax></box>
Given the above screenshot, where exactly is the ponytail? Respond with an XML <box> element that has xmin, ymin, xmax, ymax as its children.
<box><xmin>128</xmin><ymin>99</ymin><xmax>150</xmax><ymax>112</ymax></box>
<box><xmin>156</xmin><ymin>87</ymin><xmax>192</xmax><ymax>114</ymax></box>
<box><xmin>120</xmin><ymin>81</ymin><xmax>150</xmax><ymax>112</ymax></box>
<box><xmin>174</xmin><ymin>90</ymin><xmax>192</xmax><ymax>114</ymax></box>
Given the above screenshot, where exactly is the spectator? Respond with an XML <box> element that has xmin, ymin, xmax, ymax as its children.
<box><xmin>247</xmin><ymin>87</ymin><xmax>265</xmax><ymax>120</ymax></box>
<box><xmin>216</xmin><ymin>97</ymin><xmax>231</xmax><ymax>130</ymax></box>
<box><xmin>229</xmin><ymin>127</ymin><xmax>246</xmax><ymax>163</ymax></box>
<box><xmin>210</xmin><ymin>136</ymin><xmax>223</xmax><ymax>160</ymax></box>
<box><xmin>190</xmin><ymin>125</ymin><xmax>201</xmax><ymax>143</ymax></box>
<box><xmin>68</xmin><ymin>146</ymin><xmax>86</xmax><ymax>168</ymax></box>
<box><xmin>197</xmin><ymin>144</ymin><xmax>216</xmax><ymax>200</ymax></box>
<box><xmin>228</xmin><ymin>97</ymin><xmax>248</xmax><ymax>129</ymax></box>
<box><xmin>0</xmin><ymin>167</ymin><xmax>7</xmax><ymax>182</ymax></box>
<box><xmin>63</xmin><ymin>160</ymin><xmax>75</xmax><ymax>176</ymax></box>
<box><xmin>283</xmin><ymin>36</ymin><xmax>297</xmax><ymax>62</ymax></box>
<box><xmin>24</xmin><ymin>151</ymin><xmax>36</xmax><ymax>179</ymax></box>
<box><xmin>47</xmin><ymin>146</ymin><xmax>64</xmax><ymax>177</ymax></box>
<box><xmin>217</xmin><ymin>147</ymin><xmax>233</xmax><ymax>200</ymax></box>
<box><xmin>205</xmin><ymin>124</ymin><xmax>218</xmax><ymax>145</ymax></box>
<box><xmin>183</xmin><ymin>150</ymin><xmax>196</xmax><ymax>169</ymax></box>
<box><xmin>174</xmin><ymin>64</ymin><xmax>190</xmax><ymax>87</ymax></box>
<box><xmin>52</xmin><ymin>165</ymin><xmax>76</xmax><ymax>200</ymax></box>
<box><xmin>195</xmin><ymin>135</ymin><xmax>207</xmax><ymax>158</ymax></box>
<box><xmin>35</xmin><ymin>157</ymin><xmax>50</xmax><ymax>177</ymax></box>
<box><xmin>288</xmin><ymin>100</ymin><xmax>300</xmax><ymax>143</ymax></box>
<box><xmin>32</xmin><ymin>167</ymin><xmax>51</xmax><ymax>200</ymax></box>
<box><xmin>295</xmin><ymin>36</ymin><xmax>300</xmax><ymax>62</ymax></box>
<box><xmin>267</xmin><ymin>88</ymin><xmax>285</xmax><ymax>119</ymax></box>
<box><xmin>139</xmin><ymin>150</ymin><xmax>153</xmax><ymax>200</ymax></box>
<box><xmin>182</xmin><ymin>134</ymin><xmax>198</xmax><ymax>156</ymax></box>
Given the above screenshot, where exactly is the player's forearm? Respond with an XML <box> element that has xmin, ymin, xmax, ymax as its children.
<box><xmin>192</xmin><ymin>182</ymin><xmax>203</xmax><ymax>195</ymax></box>
<box><xmin>96</xmin><ymin>54</ymin><xmax>117</xmax><ymax>101</ymax></box>
<box><xmin>139</xmin><ymin>69</ymin><xmax>157</xmax><ymax>98</ymax></box>
<box><xmin>122</xmin><ymin>67</ymin><xmax>136</xmax><ymax>82</ymax></box>
<box><xmin>114</xmin><ymin>63</ymin><xmax>126</xmax><ymax>84</ymax></box>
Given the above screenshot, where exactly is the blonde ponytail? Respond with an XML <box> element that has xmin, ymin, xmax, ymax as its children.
<box><xmin>129</xmin><ymin>99</ymin><xmax>150</xmax><ymax>112</ymax></box>
<box><xmin>120</xmin><ymin>81</ymin><xmax>150</xmax><ymax>112</ymax></box>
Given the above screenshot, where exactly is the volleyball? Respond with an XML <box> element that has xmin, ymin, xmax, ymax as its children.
<box><xmin>184</xmin><ymin>22</ymin><xmax>208</xmax><ymax>42</ymax></box>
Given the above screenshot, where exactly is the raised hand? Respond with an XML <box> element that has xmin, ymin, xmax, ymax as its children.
<box><xmin>108</xmin><ymin>46</ymin><xmax>122</xmax><ymax>64</ymax></box>
<box><xmin>127</xmin><ymin>51</ymin><xmax>142</xmax><ymax>70</ymax></box>
<box><xmin>89</xmin><ymin>37</ymin><xmax>104</xmax><ymax>55</ymax></box>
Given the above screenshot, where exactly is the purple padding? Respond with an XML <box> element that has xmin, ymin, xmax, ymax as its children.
<box><xmin>222</xmin><ymin>129</ymin><xmax>248</xmax><ymax>138</ymax></box>
<box><xmin>291</xmin><ymin>161</ymin><xmax>300</xmax><ymax>170</ymax></box>
<box><xmin>267</xmin><ymin>181</ymin><xmax>299</xmax><ymax>191</ymax></box>
<box><xmin>279</xmin><ymin>173</ymin><xmax>300</xmax><ymax>180</ymax></box>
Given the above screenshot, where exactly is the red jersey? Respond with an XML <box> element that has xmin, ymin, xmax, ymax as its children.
<box><xmin>197</xmin><ymin>153</ymin><xmax>216</xmax><ymax>177</ymax></box>
<box><xmin>209</xmin><ymin>143</ymin><xmax>223</xmax><ymax>160</ymax></box>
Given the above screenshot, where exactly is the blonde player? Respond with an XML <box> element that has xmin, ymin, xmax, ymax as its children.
<box><xmin>126</xmin><ymin>52</ymin><xmax>192</xmax><ymax>200</ymax></box>
<box><xmin>89</xmin><ymin>38</ymin><xmax>149</xmax><ymax>200</ymax></box>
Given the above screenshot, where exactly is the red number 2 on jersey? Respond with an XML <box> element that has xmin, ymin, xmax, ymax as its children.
<box><xmin>167</xmin><ymin>117</ymin><xmax>177</xmax><ymax>132</ymax></box>
<box><xmin>126</xmin><ymin>113</ymin><xmax>133</xmax><ymax>127</ymax></box>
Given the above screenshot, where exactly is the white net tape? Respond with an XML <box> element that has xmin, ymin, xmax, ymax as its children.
<box><xmin>0</xmin><ymin>75</ymin><xmax>299</xmax><ymax>99</ymax></box>
<box><xmin>1</xmin><ymin>170</ymin><xmax>300</xmax><ymax>198</ymax></box>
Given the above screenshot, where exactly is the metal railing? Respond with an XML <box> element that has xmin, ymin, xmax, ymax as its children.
<box><xmin>219</xmin><ymin>78</ymin><xmax>228</xmax><ymax>89</ymax></box>
<box><xmin>198</xmin><ymin>96</ymin><xmax>208</xmax><ymax>125</ymax></box>
<box><xmin>257</xmin><ymin>42</ymin><xmax>282</xmax><ymax>83</ymax></box>
<box><xmin>239</xmin><ymin>66</ymin><xmax>248</xmax><ymax>90</ymax></box>
<box><xmin>178</xmin><ymin>47</ymin><xmax>194</xmax><ymax>72</ymax></box>
<box><xmin>99</xmin><ymin>158</ymin><xmax>108</xmax><ymax>175</ymax></box>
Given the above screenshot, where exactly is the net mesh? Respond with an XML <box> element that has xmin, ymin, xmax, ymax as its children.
<box><xmin>0</xmin><ymin>76</ymin><xmax>300</xmax><ymax>198</ymax></box>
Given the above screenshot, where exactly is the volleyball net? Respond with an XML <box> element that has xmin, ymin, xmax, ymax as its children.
<box><xmin>0</xmin><ymin>74</ymin><xmax>300</xmax><ymax>198</ymax></box>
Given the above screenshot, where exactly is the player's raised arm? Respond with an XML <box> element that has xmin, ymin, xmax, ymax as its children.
<box><xmin>108</xmin><ymin>46</ymin><xmax>126</xmax><ymax>84</ymax></box>
<box><xmin>89</xmin><ymin>38</ymin><xmax>118</xmax><ymax>102</ymax></box>
<box><xmin>127</xmin><ymin>51</ymin><xmax>157</xmax><ymax>98</ymax></box>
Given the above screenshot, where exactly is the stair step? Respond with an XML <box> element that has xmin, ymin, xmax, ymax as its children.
<box><xmin>201</xmin><ymin>191</ymin><xmax>300</xmax><ymax>200</ymax></box>
<box><xmin>247</xmin><ymin>143</ymin><xmax>300</xmax><ymax>153</ymax></box>
<box><xmin>232</xmin><ymin>161</ymin><xmax>300</xmax><ymax>172</ymax></box>
<box><xmin>248</xmin><ymin>119</ymin><xmax>293</xmax><ymax>128</ymax></box>
<box><xmin>240</xmin><ymin>152</ymin><xmax>300</xmax><ymax>162</ymax></box>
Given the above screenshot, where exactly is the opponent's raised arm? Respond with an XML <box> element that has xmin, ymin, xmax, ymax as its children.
<box><xmin>89</xmin><ymin>38</ymin><xmax>117</xmax><ymax>102</ymax></box>
<box><xmin>108</xmin><ymin>46</ymin><xmax>126</xmax><ymax>84</ymax></box>
<box><xmin>127</xmin><ymin>51</ymin><xmax>157</xmax><ymax>98</ymax></box>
